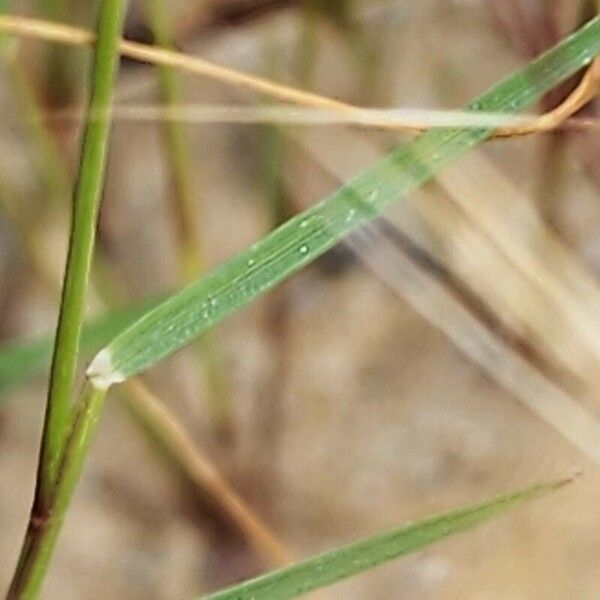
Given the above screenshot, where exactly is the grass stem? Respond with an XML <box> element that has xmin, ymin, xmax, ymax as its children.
<box><xmin>35</xmin><ymin>0</ymin><xmax>126</xmax><ymax>508</ymax></box>
<box><xmin>143</xmin><ymin>0</ymin><xmax>233</xmax><ymax>435</ymax></box>
<box><xmin>2</xmin><ymin>0</ymin><xmax>284</xmax><ymax>567</ymax></box>
<box><xmin>143</xmin><ymin>0</ymin><xmax>202</xmax><ymax>280</ymax></box>
<box><xmin>7</xmin><ymin>1</ymin><xmax>126</xmax><ymax>597</ymax></box>
<box><xmin>7</xmin><ymin>383</ymin><xmax>107</xmax><ymax>599</ymax></box>
<box><xmin>123</xmin><ymin>379</ymin><xmax>292</xmax><ymax>566</ymax></box>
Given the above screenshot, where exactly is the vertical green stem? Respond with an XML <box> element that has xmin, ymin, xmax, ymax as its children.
<box><xmin>4</xmin><ymin>64</ymin><xmax>71</xmax><ymax>208</ymax></box>
<box><xmin>35</xmin><ymin>0</ymin><xmax>126</xmax><ymax>509</ymax></box>
<box><xmin>7</xmin><ymin>383</ymin><xmax>108</xmax><ymax>600</ymax></box>
<box><xmin>36</xmin><ymin>0</ymin><xmax>79</xmax><ymax>109</ymax></box>
<box><xmin>1</xmin><ymin>3</ymin><xmax>129</xmax><ymax>307</ymax></box>
<box><xmin>143</xmin><ymin>0</ymin><xmax>202</xmax><ymax>280</ymax></box>
<box><xmin>0</xmin><ymin>2</ymin><xmax>71</xmax><ymax>211</ymax></box>
<box><xmin>7</xmin><ymin>2</ymin><xmax>127</xmax><ymax>598</ymax></box>
<box><xmin>295</xmin><ymin>0</ymin><xmax>319</xmax><ymax>86</ymax></box>
<box><xmin>143</xmin><ymin>0</ymin><xmax>232</xmax><ymax>435</ymax></box>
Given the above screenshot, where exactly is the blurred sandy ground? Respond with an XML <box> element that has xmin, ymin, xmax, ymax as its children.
<box><xmin>1</xmin><ymin>1</ymin><xmax>600</xmax><ymax>598</ymax></box>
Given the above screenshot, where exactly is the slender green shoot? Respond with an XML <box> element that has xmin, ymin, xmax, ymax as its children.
<box><xmin>295</xmin><ymin>0</ymin><xmax>319</xmax><ymax>87</ymax></box>
<box><xmin>143</xmin><ymin>0</ymin><xmax>232</xmax><ymax>434</ymax></box>
<box><xmin>198</xmin><ymin>477</ymin><xmax>573</xmax><ymax>600</ymax></box>
<box><xmin>0</xmin><ymin>3</ymin><xmax>71</xmax><ymax>211</ymax></box>
<box><xmin>36</xmin><ymin>0</ymin><xmax>78</xmax><ymax>109</ymax></box>
<box><xmin>6</xmin><ymin>1</ymin><xmax>127</xmax><ymax>598</ymax></box>
<box><xmin>7</xmin><ymin>382</ymin><xmax>107</xmax><ymax>600</ymax></box>
<box><xmin>143</xmin><ymin>0</ymin><xmax>202</xmax><ymax>279</ymax></box>
<box><xmin>87</xmin><ymin>17</ymin><xmax>600</xmax><ymax>389</ymax></box>
<box><xmin>34</xmin><ymin>0</ymin><xmax>126</xmax><ymax>509</ymax></box>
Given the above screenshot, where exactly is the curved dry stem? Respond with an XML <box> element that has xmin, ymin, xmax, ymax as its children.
<box><xmin>496</xmin><ymin>57</ymin><xmax>600</xmax><ymax>136</ymax></box>
<box><xmin>0</xmin><ymin>14</ymin><xmax>352</xmax><ymax>112</ymax></box>
<box><xmin>0</xmin><ymin>14</ymin><xmax>598</xmax><ymax>139</ymax></box>
<box><xmin>142</xmin><ymin>0</ymin><xmax>233</xmax><ymax>435</ymax></box>
<box><xmin>1</xmin><ymin>176</ymin><xmax>291</xmax><ymax>572</ymax></box>
<box><xmin>123</xmin><ymin>379</ymin><xmax>292</xmax><ymax>568</ymax></box>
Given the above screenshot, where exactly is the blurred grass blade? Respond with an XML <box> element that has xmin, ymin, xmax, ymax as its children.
<box><xmin>50</xmin><ymin>103</ymin><xmax>536</xmax><ymax>128</ymax></box>
<box><xmin>87</xmin><ymin>17</ymin><xmax>600</xmax><ymax>389</ymax></box>
<box><xmin>198</xmin><ymin>477</ymin><xmax>572</xmax><ymax>600</ymax></box>
<box><xmin>0</xmin><ymin>299</ymin><xmax>159</xmax><ymax>395</ymax></box>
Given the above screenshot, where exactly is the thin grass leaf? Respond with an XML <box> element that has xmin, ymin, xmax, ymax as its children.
<box><xmin>0</xmin><ymin>298</ymin><xmax>160</xmax><ymax>396</ymax></box>
<box><xmin>197</xmin><ymin>477</ymin><xmax>572</xmax><ymax>600</ymax></box>
<box><xmin>86</xmin><ymin>17</ymin><xmax>600</xmax><ymax>389</ymax></box>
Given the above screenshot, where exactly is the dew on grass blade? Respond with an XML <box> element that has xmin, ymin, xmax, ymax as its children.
<box><xmin>87</xmin><ymin>17</ymin><xmax>600</xmax><ymax>389</ymax></box>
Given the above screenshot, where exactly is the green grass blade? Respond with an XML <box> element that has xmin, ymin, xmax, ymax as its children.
<box><xmin>87</xmin><ymin>17</ymin><xmax>600</xmax><ymax>389</ymax></box>
<box><xmin>198</xmin><ymin>477</ymin><xmax>572</xmax><ymax>600</ymax></box>
<box><xmin>0</xmin><ymin>298</ymin><xmax>160</xmax><ymax>396</ymax></box>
